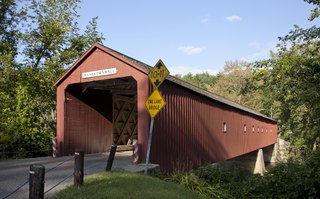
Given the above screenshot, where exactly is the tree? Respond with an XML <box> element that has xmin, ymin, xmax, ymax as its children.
<box><xmin>0</xmin><ymin>0</ymin><xmax>20</xmax><ymax>55</ymax></box>
<box><xmin>0</xmin><ymin>0</ymin><xmax>22</xmax><ymax>154</ymax></box>
<box><xmin>208</xmin><ymin>60</ymin><xmax>264</xmax><ymax>111</ymax></box>
<box><xmin>252</xmin><ymin>0</ymin><xmax>320</xmax><ymax>152</ymax></box>
<box><xmin>0</xmin><ymin>0</ymin><xmax>105</xmax><ymax>157</ymax></box>
<box><xmin>175</xmin><ymin>72</ymin><xmax>217</xmax><ymax>91</ymax></box>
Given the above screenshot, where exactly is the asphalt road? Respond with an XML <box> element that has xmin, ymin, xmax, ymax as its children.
<box><xmin>0</xmin><ymin>151</ymin><xmax>136</xmax><ymax>199</ymax></box>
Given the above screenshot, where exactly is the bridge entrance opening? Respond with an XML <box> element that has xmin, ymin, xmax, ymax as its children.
<box><xmin>64</xmin><ymin>76</ymin><xmax>137</xmax><ymax>154</ymax></box>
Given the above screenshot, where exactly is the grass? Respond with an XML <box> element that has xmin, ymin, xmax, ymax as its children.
<box><xmin>54</xmin><ymin>171</ymin><xmax>208</xmax><ymax>199</ymax></box>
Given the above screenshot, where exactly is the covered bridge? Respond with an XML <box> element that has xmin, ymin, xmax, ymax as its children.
<box><xmin>54</xmin><ymin>43</ymin><xmax>277</xmax><ymax>172</ymax></box>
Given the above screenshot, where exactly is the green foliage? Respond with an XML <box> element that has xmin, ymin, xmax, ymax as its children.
<box><xmin>194</xmin><ymin>164</ymin><xmax>257</xmax><ymax>198</ymax></box>
<box><xmin>248</xmin><ymin>149</ymin><xmax>320</xmax><ymax>198</ymax></box>
<box><xmin>249</xmin><ymin>1</ymin><xmax>320</xmax><ymax>150</ymax></box>
<box><xmin>166</xmin><ymin>150</ymin><xmax>320</xmax><ymax>199</ymax></box>
<box><xmin>0</xmin><ymin>0</ymin><xmax>105</xmax><ymax>158</ymax></box>
<box><xmin>253</xmin><ymin>39</ymin><xmax>320</xmax><ymax>150</ymax></box>
<box><xmin>306</xmin><ymin>0</ymin><xmax>320</xmax><ymax>21</ymax></box>
<box><xmin>260</xmin><ymin>163</ymin><xmax>315</xmax><ymax>198</ymax></box>
<box><xmin>175</xmin><ymin>72</ymin><xmax>217</xmax><ymax>91</ymax></box>
<box><xmin>195</xmin><ymin>164</ymin><xmax>251</xmax><ymax>186</ymax></box>
<box><xmin>210</xmin><ymin>60</ymin><xmax>264</xmax><ymax>111</ymax></box>
<box><xmin>0</xmin><ymin>0</ymin><xmax>23</xmax><ymax>55</ymax></box>
<box><xmin>176</xmin><ymin>61</ymin><xmax>264</xmax><ymax>112</ymax></box>
<box><xmin>166</xmin><ymin>172</ymin><xmax>229</xmax><ymax>199</ymax></box>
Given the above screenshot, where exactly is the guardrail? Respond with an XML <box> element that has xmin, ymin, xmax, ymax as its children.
<box><xmin>0</xmin><ymin>142</ymin><xmax>52</xmax><ymax>159</ymax></box>
<box><xmin>2</xmin><ymin>145</ymin><xmax>118</xmax><ymax>199</ymax></box>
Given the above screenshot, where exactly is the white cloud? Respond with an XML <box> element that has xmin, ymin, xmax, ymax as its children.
<box><xmin>169</xmin><ymin>65</ymin><xmax>219</xmax><ymax>76</ymax></box>
<box><xmin>200</xmin><ymin>18</ymin><xmax>209</xmax><ymax>24</ymax></box>
<box><xmin>226</xmin><ymin>15</ymin><xmax>243</xmax><ymax>22</ymax></box>
<box><xmin>178</xmin><ymin>46</ymin><xmax>205</xmax><ymax>55</ymax></box>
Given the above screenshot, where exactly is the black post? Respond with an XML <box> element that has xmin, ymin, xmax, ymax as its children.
<box><xmin>74</xmin><ymin>150</ymin><xmax>84</xmax><ymax>186</ymax></box>
<box><xmin>29</xmin><ymin>164</ymin><xmax>45</xmax><ymax>199</ymax></box>
<box><xmin>106</xmin><ymin>144</ymin><xmax>117</xmax><ymax>171</ymax></box>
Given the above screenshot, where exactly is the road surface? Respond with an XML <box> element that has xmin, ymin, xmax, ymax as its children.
<box><xmin>0</xmin><ymin>151</ymin><xmax>153</xmax><ymax>199</ymax></box>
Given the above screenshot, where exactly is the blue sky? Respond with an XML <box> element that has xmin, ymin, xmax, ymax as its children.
<box><xmin>78</xmin><ymin>0</ymin><xmax>317</xmax><ymax>75</ymax></box>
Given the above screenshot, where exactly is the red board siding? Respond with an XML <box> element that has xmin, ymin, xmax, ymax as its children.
<box><xmin>56</xmin><ymin>46</ymin><xmax>149</xmax><ymax>156</ymax></box>
<box><xmin>55</xmin><ymin>44</ymin><xmax>277</xmax><ymax>173</ymax></box>
<box><xmin>151</xmin><ymin>81</ymin><xmax>277</xmax><ymax>172</ymax></box>
<box><xmin>64</xmin><ymin>85</ymin><xmax>113</xmax><ymax>154</ymax></box>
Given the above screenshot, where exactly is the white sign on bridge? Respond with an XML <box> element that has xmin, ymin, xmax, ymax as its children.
<box><xmin>82</xmin><ymin>68</ymin><xmax>117</xmax><ymax>79</ymax></box>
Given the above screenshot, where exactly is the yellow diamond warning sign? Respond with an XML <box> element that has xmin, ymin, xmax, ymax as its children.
<box><xmin>145</xmin><ymin>89</ymin><xmax>166</xmax><ymax>118</ymax></box>
<box><xmin>148</xmin><ymin>59</ymin><xmax>170</xmax><ymax>89</ymax></box>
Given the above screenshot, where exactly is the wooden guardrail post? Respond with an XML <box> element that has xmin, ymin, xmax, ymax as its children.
<box><xmin>29</xmin><ymin>164</ymin><xmax>45</xmax><ymax>199</ymax></box>
<box><xmin>74</xmin><ymin>150</ymin><xmax>84</xmax><ymax>186</ymax></box>
<box><xmin>106</xmin><ymin>144</ymin><xmax>117</xmax><ymax>171</ymax></box>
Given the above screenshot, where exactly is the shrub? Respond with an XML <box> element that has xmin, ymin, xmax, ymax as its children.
<box><xmin>164</xmin><ymin>149</ymin><xmax>320</xmax><ymax>198</ymax></box>
<box><xmin>165</xmin><ymin>172</ymin><xmax>230</xmax><ymax>199</ymax></box>
<box><xmin>194</xmin><ymin>163</ymin><xmax>254</xmax><ymax>198</ymax></box>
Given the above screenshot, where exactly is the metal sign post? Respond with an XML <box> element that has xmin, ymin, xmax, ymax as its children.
<box><xmin>144</xmin><ymin>118</ymin><xmax>154</xmax><ymax>175</ymax></box>
<box><xmin>144</xmin><ymin>90</ymin><xmax>165</xmax><ymax>175</ymax></box>
<box><xmin>145</xmin><ymin>59</ymin><xmax>169</xmax><ymax>175</ymax></box>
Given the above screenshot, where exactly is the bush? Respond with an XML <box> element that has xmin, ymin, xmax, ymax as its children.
<box><xmin>263</xmin><ymin>163</ymin><xmax>314</xmax><ymax>198</ymax></box>
<box><xmin>165</xmin><ymin>172</ymin><xmax>230</xmax><ymax>199</ymax></box>
<box><xmin>165</xmin><ymin>151</ymin><xmax>320</xmax><ymax>199</ymax></box>
<box><xmin>305</xmin><ymin>149</ymin><xmax>320</xmax><ymax>198</ymax></box>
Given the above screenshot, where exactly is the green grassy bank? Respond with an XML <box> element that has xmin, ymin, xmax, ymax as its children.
<box><xmin>54</xmin><ymin>171</ymin><xmax>208</xmax><ymax>199</ymax></box>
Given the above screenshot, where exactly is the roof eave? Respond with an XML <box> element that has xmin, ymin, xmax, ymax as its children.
<box><xmin>54</xmin><ymin>43</ymin><xmax>149</xmax><ymax>87</ymax></box>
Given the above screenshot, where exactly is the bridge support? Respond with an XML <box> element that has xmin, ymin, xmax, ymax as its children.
<box><xmin>218</xmin><ymin>139</ymin><xmax>290</xmax><ymax>174</ymax></box>
<box><xmin>253</xmin><ymin>149</ymin><xmax>266</xmax><ymax>175</ymax></box>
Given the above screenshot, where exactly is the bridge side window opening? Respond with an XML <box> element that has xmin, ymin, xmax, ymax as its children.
<box><xmin>244</xmin><ymin>124</ymin><xmax>247</xmax><ymax>133</ymax></box>
<box><xmin>223</xmin><ymin>122</ymin><xmax>227</xmax><ymax>133</ymax></box>
<box><xmin>252</xmin><ymin>125</ymin><xmax>254</xmax><ymax>133</ymax></box>
<box><xmin>257</xmin><ymin>126</ymin><xmax>260</xmax><ymax>133</ymax></box>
